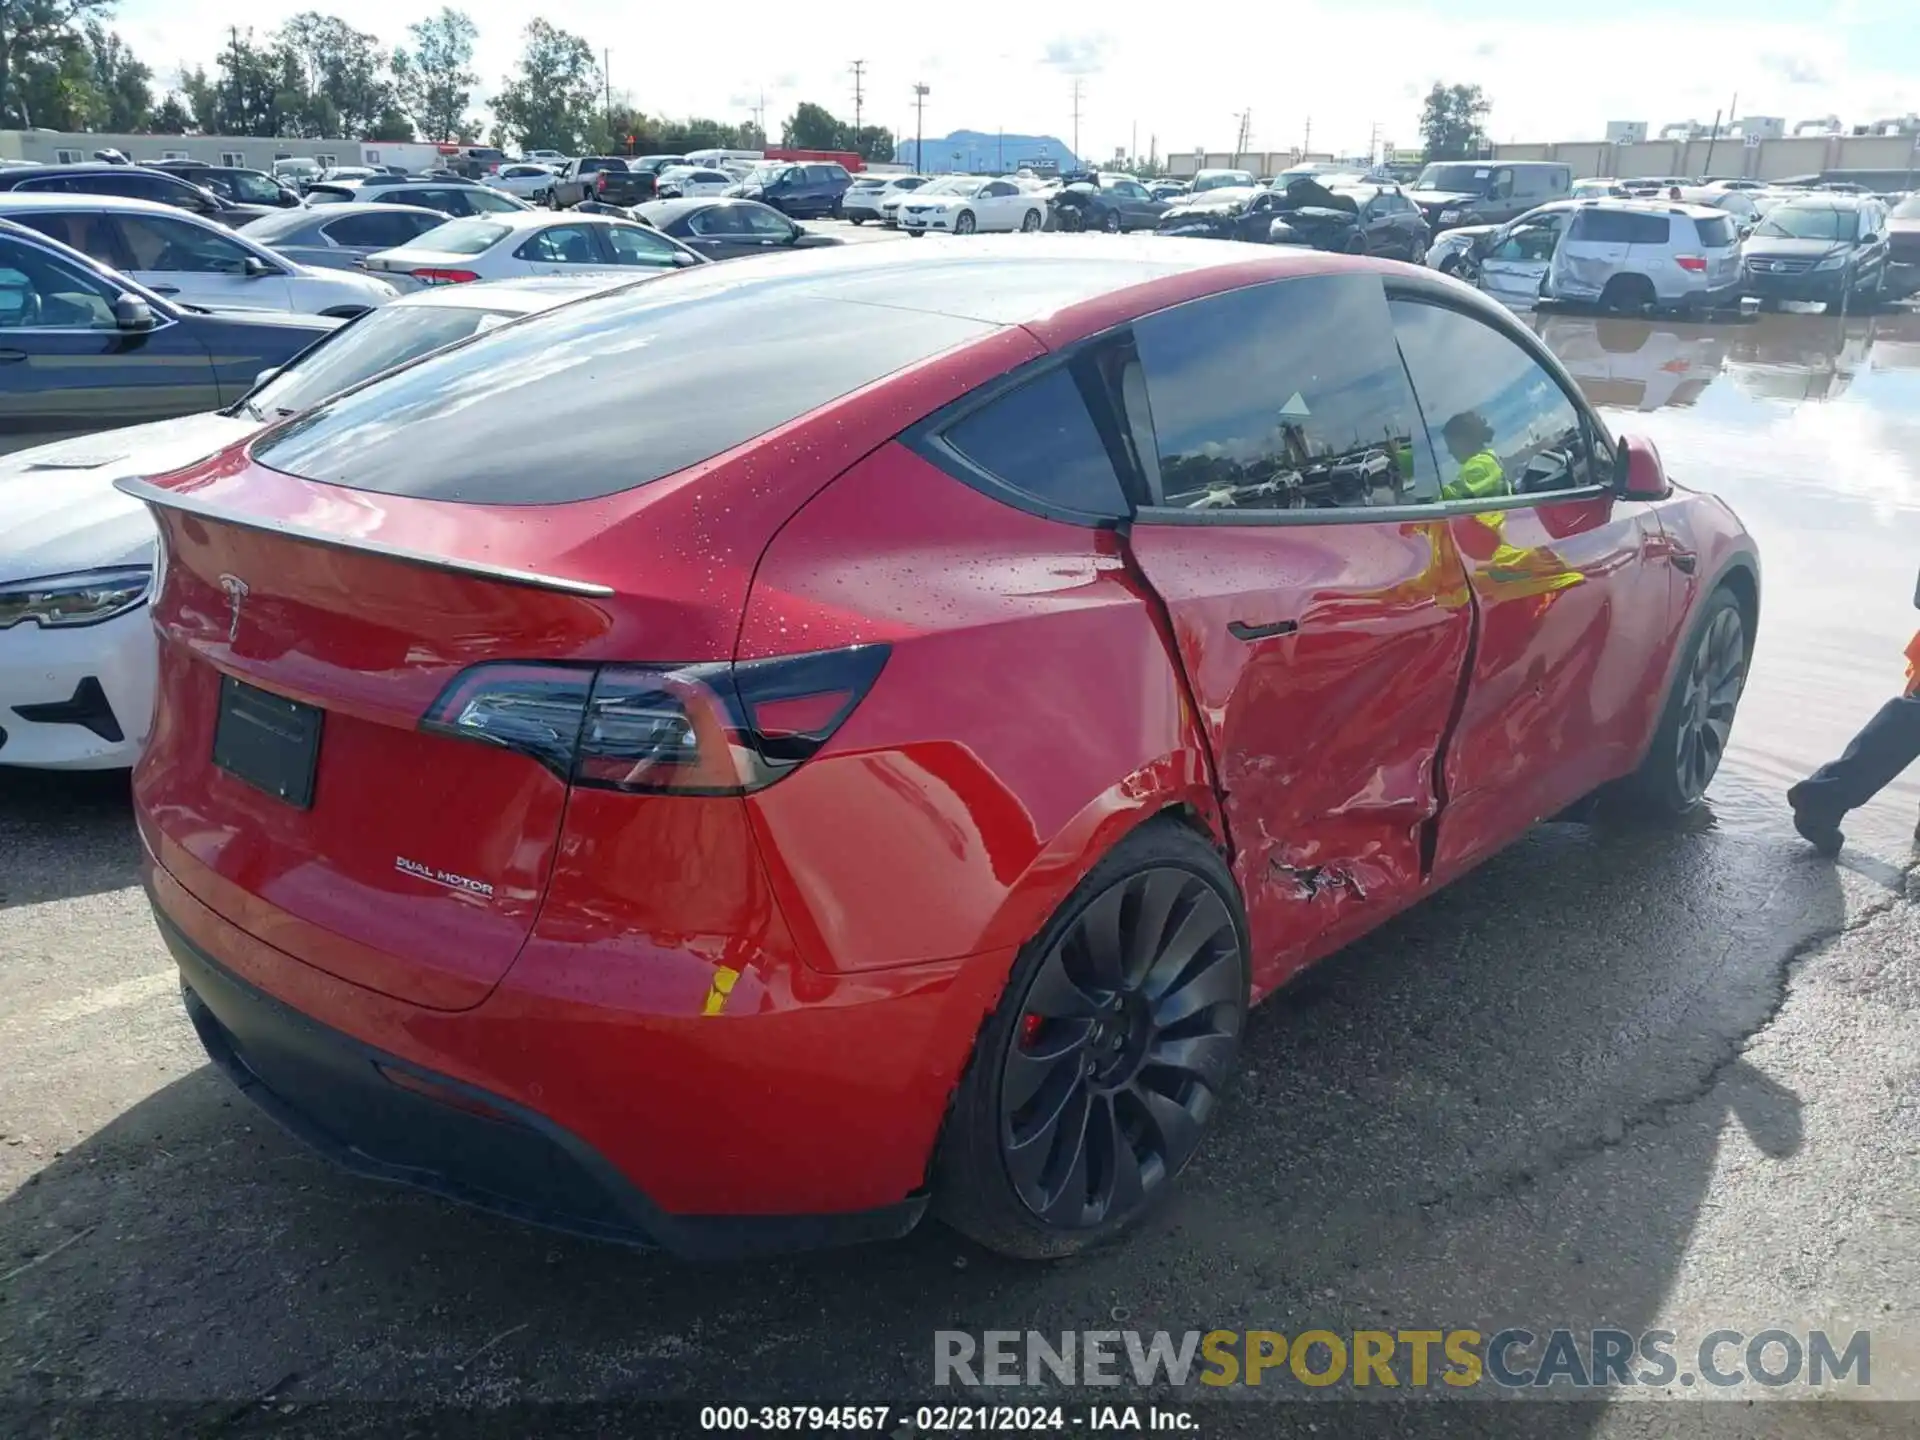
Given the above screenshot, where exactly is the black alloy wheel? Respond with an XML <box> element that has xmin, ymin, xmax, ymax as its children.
<box><xmin>934</xmin><ymin>822</ymin><xmax>1249</xmax><ymax>1258</ymax></box>
<box><xmin>1673</xmin><ymin>601</ymin><xmax>1745</xmax><ymax>805</ymax></box>
<box><xmin>1102</xmin><ymin>210</ymin><xmax>1122</xmax><ymax>233</ymax></box>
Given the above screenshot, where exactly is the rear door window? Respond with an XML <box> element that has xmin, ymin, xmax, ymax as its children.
<box><xmin>1570</xmin><ymin>209</ymin><xmax>1670</xmax><ymax>245</ymax></box>
<box><xmin>321</xmin><ymin>212</ymin><xmax>437</xmax><ymax>249</ymax></box>
<box><xmin>8</xmin><ymin>210</ymin><xmax>131</xmax><ymax>270</ymax></box>
<box><xmin>1693</xmin><ymin>214</ymin><xmax>1736</xmax><ymax>248</ymax></box>
<box><xmin>1132</xmin><ymin>273</ymin><xmax>1439</xmax><ymax>513</ymax></box>
<box><xmin>934</xmin><ymin>364</ymin><xmax>1128</xmax><ymax>519</ymax></box>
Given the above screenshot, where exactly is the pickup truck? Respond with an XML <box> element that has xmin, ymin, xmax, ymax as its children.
<box><xmin>548</xmin><ymin>157</ymin><xmax>656</xmax><ymax>209</ymax></box>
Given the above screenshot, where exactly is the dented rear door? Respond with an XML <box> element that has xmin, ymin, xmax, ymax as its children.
<box><xmin>1119</xmin><ymin>274</ymin><xmax>1475</xmax><ymax>996</ymax></box>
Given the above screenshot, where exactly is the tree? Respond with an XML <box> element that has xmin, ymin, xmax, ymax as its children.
<box><xmin>491</xmin><ymin>19</ymin><xmax>600</xmax><ymax>154</ymax></box>
<box><xmin>392</xmin><ymin>6</ymin><xmax>476</xmax><ymax>143</ymax></box>
<box><xmin>148</xmin><ymin>90</ymin><xmax>191</xmax><ymax>133</ymax></box>
<box><xmin>1419</xmin><ymin>82</ymin><xmax>1490</xmax><ymax>161</ymax></box>
<box><xmin>275</xmin><ymin>13</ymin><xmax>390</xmax><ymax>137</ymax></box>
<box><xmin>83</xmin><ymin>24</ymin><xmax>149</xmax><ymax>130</ymax></box>
<box><xmin>0</xmin><ymin>0</ymin><xmax>112</xmax><ymax>127</ymax></box>
<box><xmin>783</xmin><ymin>101</ymin><xmax>842</xmax><ymax>150</ymax></box>
<box><xmin>848</xmin><ymin>123</ymin><xmax>894</xmax><ymax>163</ymax></box>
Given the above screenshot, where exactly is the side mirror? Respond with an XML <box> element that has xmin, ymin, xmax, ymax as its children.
<box><xmin>671</xmin><ymin>252</ymin><xmax>700</xmax><ymax>267</ymax></box>
<box><xmin>113</xmin><ymin>293</ymin><xmax>157</xmax><ymax>331</ymax></box>
<box><xmin>254</xmin><ymin>366</ymin><xmax>281</xmax><ymax>388</ymax></box>
<box><xmin>1614</xmin><ymin>433</ymin><xmax>1670</xmax><ymax>500</ymax></box>
<box><xmin>242</xmin><ymin>255</ymin><xmax>279</xmax><ymax>278</ymax></box>
<box><xmin>786</xmin><ymin>227</ymin><xmax>803</xmax><ymax>245</ymax></box>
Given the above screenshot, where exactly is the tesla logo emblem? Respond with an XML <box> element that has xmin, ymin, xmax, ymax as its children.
<box><xmin>217</xmin><ymin>573</ymin><xmax>248</xmax><ymax>643</ymax></box>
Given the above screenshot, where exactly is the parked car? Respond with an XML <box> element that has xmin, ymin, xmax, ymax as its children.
<box><xmin>1428</xmin><ymin>199</ymin><xmax>1586</xmax><ymax>288</ymax></box>
<box><xmin>631</xmin><ymin>198</ymin><xmax>843</xmax><ymax>261</ymax></box>
<box><xmin>627</xmin><ymin>154</ymin><xmax>689</xmax><ymax>177</ymax></box>
<box><xmin>0</xmin><ymin>193</ymin><xmax>399</xmax><ymax>316</ymax></box>
<box><xmin>1310</xmin><ymin>183</ymin><xmax>1429</xmax><ymax>259</ymax></box>
<box><xmin>899</xmin><ymin>177</ymin><xmax>1047</xmax><ymax>236</ymax></box>
<box><xmin>730</xmin><ymin>160</ymin><xmax>852</xmax><ymax>218</ymax></box>
<box><xmin>549</xmin><ymin>157</ymin><xmax>655</xmax><ymax>209</ymax></box>
<box><xmin>1190</xmin><ymin>168</ymin><xmax>1256</xmax><ymax>194</ymax></box>
<box><xmin>523</xmin><ymin>149</ymin><xmax>568</xmax><ymax>168</ymax></box>
<box><xmin>363</xmin><ymin>210</ymin><xmax>705</xmax><ymax>284</ymax></box>
<box><xmin>0</xmin><ymin>217</ymin><xmax>335</xmax><ymax>458</ymax></box>
<box><xmin>1570</xmin><ymin>179</ymin><xmax>1631</xmax><ymax>201</ymax></box>
<box><xmin>1887</xmin><ymin>192</ymin><xmax>1920</xmax><ymax>297</ymax></box>
<box><xmin>118</xmin><ymin>236</ymin><xmax>1758</xmax><ymax>1261</ymax></box>
<box><xmin>1046</xmin><ymin>173</ymin><xmax>1167</xmax><ymax>232</ymax></box>
<box><xmin>1676</xmin><ymin>186</ymin><xmax>1760</xmax><ymax>233</ymax></box>
<box><xmin>1741</xmin><ymin>193</ymin><xmax>1893</xmax><ymax>311</ymax></box>
<box><xmin>237</xmin><ymin>203</ymin><xmax>454</xmax><ymax>287</ymax></box>
<box><xmin>0</xmin><ymin>274</ymin><xmax>635</xmax><ymax>770</ymax></box>
<box><xmin>653</xmin><ymin>166</ymin><xmax>736</xmax><ymax>200</ymax></box>
<box><xmin>1408</xmin><ymin>160</ymin><xmax>1573</xmax><ymax>232</ymax></box>
<box><xmin>316</xmin><ymin>165</ymin><xmax>382</xmax><ymax>186</ymax></box>
<box><xmin>148</xmin><ymin>161</ymin><xmax>302</xmax><ymax>210</ymax></box>
<box><xmin>0</xmin><ymin>163</ymin><xmax>272</xmax><ymax>226</ymax></box>
<box><xmin>1154</xmin><ymin>176</ymin><xmax>1418</xmax><ymax>255</ymax></box>
<box><xmin>487</xmin><ymin>163</ymin><xmax>558</xmax><ymax>201</ymax></box>
<box><xmin>441</xmin><ymin>145</ymin><xmax>509</xmax><ymax>180</ymax></box>
<box><xmin>841</xmin><ymin>173</ymin><xmax>927</xmax><ymax>223</ymax></box>
<box><xmin>1148</xmin><ymin>180</ymin><xmax>1189</xmax><ymax>202</ymax></box>
<box><xmin>1547</xmin><ymin>200</ymin><xmax>1745</xmax><ymax>313</ymax></box>
<box><xmin>305</xmin><ymin>180</ymin><xmax>529</xmax><ymax>218</ymax></box>
<box><xmin>880</xmin><ymin>177</ymin><xmax>964</xmax><ymax>227</ymax></box>
<box><xmin>271</xmin><ymin>158</ymin><xmax>323</xmax><ymax>187</ymax></box>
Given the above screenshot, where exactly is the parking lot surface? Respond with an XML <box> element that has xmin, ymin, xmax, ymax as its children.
<box><xmin>4</xmin><ymin>303</ymin><xmax>1920</xmax><ymax>1435</ymax></box>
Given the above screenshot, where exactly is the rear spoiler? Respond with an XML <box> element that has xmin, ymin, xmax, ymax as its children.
<box><xmin>114</xmin><ymin>476</ymin><xmax>614</xmax><ymax>598</ymax></box>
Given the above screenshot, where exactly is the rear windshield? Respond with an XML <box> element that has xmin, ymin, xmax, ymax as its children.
<box><xmin>1893</xmin><ymin>194</ymin><xmax>1920</xmax><ymax>220</ymax></box>
<box><xmin>252</xmin><ymin>269</ymin><xmax>996</xmax><ymax>504</ymax></box>
<box><xmin>1570</xmin><ymin>208</ymin><xmax>1670</xmax><ymax>244</ymax></box>
<box><xmin>251</xmin><ymin>305</ymin><xmax>523</xmax><ymax>417</ymax></box>
<box><xmin>411</xmin><ymin>219</ymin><xmax>509</xmax><ymax>255</ymax></box>
<box><xmin>1694</xmin><ymin>214</ymin><xmax>1736</xmax><ymax>247</ymax></box>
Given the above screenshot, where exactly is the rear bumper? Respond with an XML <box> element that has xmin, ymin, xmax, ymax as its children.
<box><xmin>1887</xmin><ymin>259</ymin><xmax>1920</xmax><ymax>297</ymax></box>
<box><xmin>159</xmin><ymin>898</ymin><xmax>933</xmax><ymax>1258</ymax></box>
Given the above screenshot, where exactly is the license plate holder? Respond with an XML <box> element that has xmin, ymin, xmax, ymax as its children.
<box><xmin>212</xmin><ymin>674</ymin><xmax>322</xmax><ymax>809</ymax></box>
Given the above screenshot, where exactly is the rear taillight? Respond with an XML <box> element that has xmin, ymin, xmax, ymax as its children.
<box><xmin>596</xmin><ymin>172</ymin><xmax>610</xmax><ymax>192</ymax></box>
<box><xmin>1675</xmin><ymin>255</ymin><xmax>1707</xmax><ymax>273</ymax></box>
<box><xmin>412</xmin><ymin>267</ymin><xmax>479</xmax><ymax>284</ymax></box>
<box><xmin>421</xmin><ymin>646</ymin><xmax>889</xmax><ymax>795</ymax></box>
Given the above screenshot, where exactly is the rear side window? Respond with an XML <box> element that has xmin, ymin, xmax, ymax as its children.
<box><xmin>937</xmin><ymin>365</ymin><xmax>1127</xmax><ymax>518</ymax></box>
<box><xmin>254</xmin><ymin>276</ymin><xmax>997</xmax><ymax>504</ymax></box>
<box><xmin>321</xmin><ymin>212</ymin><xmax>437</xmax><ymax>248</ymax></box>
<box><xmin>1570</xmin><ymin>209</ymin><xmax>1670</xmax><ymax>244</ymax></box>
<box><xmin>1693</xmin><ymin>214</ymin><xmax>1735</xmax><ymax>248</ymax></box>
<box><xmin>416</xmin><ymin>219</ymin><xmax>510</xmax><ymax>255</ymax></box>
<box><xmin>1132</xmin><ymin>273</ymin><xmax>1439</xmax><ymax>513</ymax></box>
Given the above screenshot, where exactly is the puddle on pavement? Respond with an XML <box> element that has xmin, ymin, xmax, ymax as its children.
<box><xmin>1533</xmin><ymin>305</ymin><xmax>1920</xmax><ymax>847</ymax></box>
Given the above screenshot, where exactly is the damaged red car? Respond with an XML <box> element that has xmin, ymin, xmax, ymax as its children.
<box><xmin>124</xmin><ymin>238</ymin><xmax>1758</xmax><ymax>1260</ymax></box>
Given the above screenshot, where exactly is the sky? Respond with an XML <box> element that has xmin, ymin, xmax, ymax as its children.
<box><xmin>113</xmin><ymin>0</ymin><xmax>1920</xmax><ymax>160</ymax></box>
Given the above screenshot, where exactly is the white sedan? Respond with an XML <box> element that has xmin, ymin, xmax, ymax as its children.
<box><xmin>655</xmin><ymin>165</ymin><xmax>736</xmax><ymax>199</ymax></box>
<box><xmin>0</xmin><ymin>192</ymin><xmax>399</xmax><ymax>316</ymax></box>
<box><xmin>363</xmin><ymin>211</ymin><xmax>706</xmax><ymax>284</ymax></box>
<box><xmin>897</xmin><ymin>178</ymin><xmax>1047</xmax><ymax>236</ymax></box>
<box><xmin>489</xmin><ymin>163</ymin><xmax>559</xmax><ymax>201</ymax></box>
<box><xmin>0</xmin><ymin>277</ymin><xmax>631</xmax><ymax>770</ymax></box>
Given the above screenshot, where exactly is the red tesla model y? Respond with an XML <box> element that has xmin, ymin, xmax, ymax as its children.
<box><xmin>123</xmin><ymin>239</ymin><xmax>1758</xmax><ymax>1259</ymax></box>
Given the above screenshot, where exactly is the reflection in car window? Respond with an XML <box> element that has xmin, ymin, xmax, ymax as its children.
<box><xmin>604</xmin><ymin>224</ymin><xmax>680</xmax><ymax>266</ymax></box>
<box><xmin>252</xmin><ymin>304</ymin><xmax>521</xmax><ymax>416</ymax></box>
<box><xmin>518</xmin><ymin>224</ymin><xmax>598</xmax><ymax>264</ymax></box>
<box><xmin>1390</xmin><ymin>299</ymin><xmax>1592</xmax><ymax>501</ymax></box>
<box><xmin>0</xmin><ymin>236</ymin><xmax>117</xmax><ymax>329</ymax></box>
<box><xmin>114</xmin><ymin>214</ymin><xmax>250</xmax><ymax>273</ymax></box>
<box><xmin>942</xmin><ymin>365</ymin><xmax>1127</xmax><ymax>517</ymax></box>
<box><xmin>1133</xmin><ymin>274</ymin><xmax>1438</xmax><ymax>513</ymax></box>
<box><xmin>1754</xmin><ymin>205</ymin><xmax>1857</xmax><ymax>242</ymax></box>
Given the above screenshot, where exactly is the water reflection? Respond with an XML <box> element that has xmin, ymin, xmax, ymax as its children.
<box><xmin>1537</xmin><ymin>306</ymin><xmax>1920</xmax><ymax>847</ymax></box>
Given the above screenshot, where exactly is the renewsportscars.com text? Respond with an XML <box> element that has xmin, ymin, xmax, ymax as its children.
<box><xmin>934</xmin><ymin>1328</ymin><xmax>1872</xmax><ymax>1391</ymax></box>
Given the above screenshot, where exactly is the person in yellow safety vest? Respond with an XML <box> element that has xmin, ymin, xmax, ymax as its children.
<box><xmin>1439</xmin><ymin>411</ymin><xmax>1510</xmax><ymax>502</ymax></box>
<box><xmin>1788</xmin><ymin>625</ymin><xmax>1920</xmax><ymax>856</ymax></box>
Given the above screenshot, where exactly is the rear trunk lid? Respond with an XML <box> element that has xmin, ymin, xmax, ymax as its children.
<box><xmin>130</xmin><ymin>461</ymin><xmax>641</xmax><ymax>1010</ymax></box>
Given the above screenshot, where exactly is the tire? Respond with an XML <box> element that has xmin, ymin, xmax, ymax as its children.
<box><xmin>1102</xmin><ymin>210</ymin><xmax>1122</xmax><ymax>234</ymax></box>
<box><xmin>548</xmin><ymin>189</ymin><xmax>562</xmax><ymax>210</ymax></box>
<box><xmin>1021</xmin><ymin>209</ymin><xmax>1041</xmax><ymax>233</ymax></box>
<box><xmin>1600</xmin><ymin>274</ymin><xmax>1656</xmax><ymax>314</ymax></box>
<box><xmin>849</xmin><ymin>215</ymin><xmax>865</xmax><ymax>225</ymax></box>
<box><xmin>1343</xmin><ymin>233</ymin><xmax>1367</xmax><ymax>255</ymax></box>
<box><xmin>906</xmin><ymin>230</ymin><xmax>924</xmax><ymax>238</ymax></box>
<box><xmin>954</xmin><ymin>210</ymin><xmax>977</xmax><ymax>236</ymax></box>
<box><xmin>933</xmin><ymin>819</ymin><xmax>1250</xmax><ymax>1260</ymax></box>
<box><xmin>1437</xmin><ymin>253</ymin><xmax>1463</xmax><ymax>277</ymax></box>
<box><xmin>1620</xmin><ymin>585</ymin><xmax>1749</xmax><ymax>817</ymax></box>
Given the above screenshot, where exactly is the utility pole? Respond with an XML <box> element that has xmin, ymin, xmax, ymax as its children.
<box><xmin>1070</xmin><ymin>78</ymin><xmax>1083</xmax><ymax>166</ymax></box>
<box><xmin>1368</xmin><ymin>120</ymin><xmax>1380</xmax><ymax>166</ymax></box>
<box><xmin>1303</xmin><ymin>116</ymin><xmax>1312</xmax><ymax>157</ymax></box>
<box><xmin>1130</xmin><ymin>120</ymin><xmax>1137</xmax><ymax>168</ymax></box>
<box><xmin>1702</xmin><ymin>107</ymin><xmax>1722</xmax><ymax>179</ymax></box>
<box><xmin>751</xmin><ymin>90</ymin><xmax>766</xmax><ymax>144</ymax></box>
<box><xmin>850</xmin><ymin>59</ymin><xmax>865</xmax><ymax>157</ymax></box>
<box><xmin>228</xmin><ymin>26</ymin><xmax>246</xmax><ymax>131</ymax></box>
<box><xmin>913</xmin><ymin>82</ymin><xmax>929</xmax><ymax>171</ymax></box>
<box><xmin>604</xmin><ymin>49</ymin><xmax>613</xmax><ymax>150</ymax></box>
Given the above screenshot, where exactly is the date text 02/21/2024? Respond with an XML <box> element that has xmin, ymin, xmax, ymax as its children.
<box><xmin>698</xmin><ymin>1406</ymin><xmax>1197</xmax><ymax>1432</ymax></box>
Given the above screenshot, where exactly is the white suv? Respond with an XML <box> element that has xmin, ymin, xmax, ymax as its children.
<box><xmin>0</xmin><ymin>192</ymin><xmax>398</xmax><ymax>316</ymax></box>
<box><xmin>1546</xmin><ymin>199</ymin><xmax>1746</xmax><ymax>312</ymax></box>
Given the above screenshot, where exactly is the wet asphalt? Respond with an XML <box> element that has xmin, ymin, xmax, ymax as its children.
<box><xmin>3</xmin><ymin>283</ymin><xmax>1920</xmax><ymax>1439</ymax></box>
